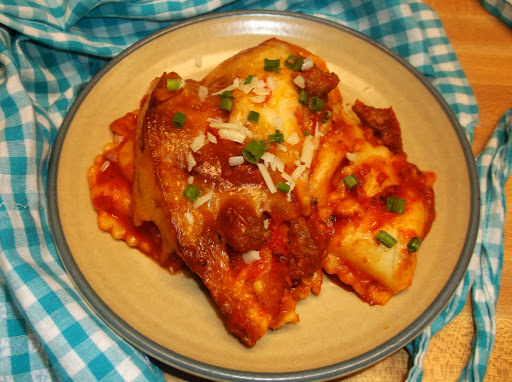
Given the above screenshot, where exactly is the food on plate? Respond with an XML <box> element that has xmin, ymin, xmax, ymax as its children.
<box><xmin>88</xmin><ymin>38</ymin><xmax>435</xmax><ymax>346</ymax></box>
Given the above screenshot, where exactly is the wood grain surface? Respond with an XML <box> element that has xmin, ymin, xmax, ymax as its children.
<box><xmin>162</xmin><ymin>1</ymin><xmax>512</xmax><ymax>380</ymax></box>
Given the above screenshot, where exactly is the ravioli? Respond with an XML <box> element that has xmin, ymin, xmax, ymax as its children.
<box><xmin>88</xmin><ymin>38</ymin><xmax>435</xmax><ymax>346</ymax></box>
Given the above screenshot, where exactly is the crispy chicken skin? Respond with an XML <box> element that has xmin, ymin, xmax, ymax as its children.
<box><xmin>131</xmin><ymin>38</ymin><xmax>338</xmax><ymax>346</ymax></box>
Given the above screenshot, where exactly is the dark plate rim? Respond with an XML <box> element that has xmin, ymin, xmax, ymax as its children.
<box><xmin>47</xmin><ymin>10</ymin><xmax>480</xmax><ymax>382</ymax></box>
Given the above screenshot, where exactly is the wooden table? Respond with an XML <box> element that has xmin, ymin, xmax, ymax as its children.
<box><xmin>162</xmin><ymin>1</ymin><xmax>512</xmax><ymax>380</ymax></box>
<box><xmin>346</xmin><ymin>1</ymin><xmax>512</xmax><ymax>380</ymax></box>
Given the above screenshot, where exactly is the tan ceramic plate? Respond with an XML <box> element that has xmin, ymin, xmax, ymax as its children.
<box><xmin>48</xmin><ymin>11</ymin><xmax>479</xmax><ymax>381</ymax></box>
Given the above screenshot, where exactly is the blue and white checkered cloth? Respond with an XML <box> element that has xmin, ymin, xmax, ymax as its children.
<box><xmin>0</xmin><ymin>1</ymin><xmax>510</xmax><ymax>380</ymax></box>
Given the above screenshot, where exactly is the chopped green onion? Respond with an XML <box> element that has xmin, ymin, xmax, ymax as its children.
<box><xmin>308</xmin><ymin>96</ymin><xmax>324</xmax><ymax>111</ymax></box>
<box><xmin>375</xmin><ymin>230</ymin><xmax>397</xmax><ymax>248</ymax></box>
<box><xmin>244</xmin><ymin>75</ymin><xmax>255</xmax><ymax>84</ymax></box>
<box><xmin>386</xmin><ymin>196</ymin><xmax>406</xmax><ymax>214</ymax></box>
<box><xmin>166</xmin><ymin>78</ymin><xmax>181</xmax><ymax>91</ymax></box>
<box><xmin>242</xmin><ymin>140</ymin><xmax>267</xmax><ymax>164</ymax></box>
<box><xmin>304</xmin><ymin>130</ymin><xmax>311</xmax><ymax>136</ymax></box>
<box><xmin>343</xmin><ymin>174</ymin><xmax>359</xmax><ymax>189</ymax></box>
<box><xmin>219</xmin><ymin>90</ymin><xmax>234</xmax><ymax>99</ymax></box>
<box><xmin>248</xmin><ymin>111</ymin><xmax>260</xmax><ymax>122</ymax></box>
<box><xmin>276</xmin><ymin>181</ymin><xmax>291</xmax><ymax>193</ymax></box>
<box><xmin>321</xmin><ymin>109</ymin><xmax>332</xmax><ymax>123</ymax></box>
<box><xmin>407</xmin><ymin>237</ymin><xmax>422</xmax><ymax>253</ymax></box>
<box><xmin>269</xmin><ymin>129</ymin><xmax>285</xmax><ymax>144</ymax></box>
<box><xmin>172</xmin><ymin>112</ymin><xmax>186</xmax><ymax>128</ymax></box>
<box><xmin>284</xmin><ymin>55</ymin><xmax>304</xmax><ymax>71</ymax></box>
<box><xmin>299</xmin><ymin>89</ymin><xmax>308</xmax><ymax>104</ymax></box>
<box><xmin>219</xmin><ymin>98</ymin><xmax>233</xmax><ymax>111</ymax></box>
<box><xmin>183</xmin><ymin>184</ymin><xmax>201</xmax><ymax>202</ymax></box>
<box><xmin>264</xmin><ymin>58</ymin><xmax>281</xmax><ymax>73</ymax></box>
<box><xmin>259</xmin><ymin>140</ymin><xmax>270</xmax><ymax>150</ymax></box>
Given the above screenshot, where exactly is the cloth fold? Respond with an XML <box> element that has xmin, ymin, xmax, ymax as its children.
<box><xmin>0</xmin><ymin>1</ymin><xmax>508</xmax><ymax>381</ymax></box>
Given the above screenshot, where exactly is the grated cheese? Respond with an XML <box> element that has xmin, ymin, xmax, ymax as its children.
<box><xmin>184</xmin><ymin>211</ymin><xmax>194</xmax><ymax>224</ymax></box>
<box><xmin>207</xmin><ymin>132</ymin><xmax>217</xmax><ymax>144</ymax></box>
<box><xmin>229</xmin><ymin>156</ymin><xmax>245</xmax><ymax>166</ymax></box>
<box><xmin>300</xmin><ymin>135</ymin><xmax>314</xmax><ymax>167</ymax></box>
<box><xmin>263</xmin><ymin>219</ymin><xmax>269</xmax><ymax>229</ymax></box>
<box><xmin>211</xmin><ymin>78</ymin><xmax>240</xmax><ymax>95</ymax></box>
<box><xmin>186</xmin><ymin>152</ymin><xmax>196</xmax><ymax>172</ymax></box>
<box><xmin>250</xmin><ymin>95</ymin><xmax>266</xmax><ymax>104</ymax></box>
<box><xmin>257</xmin><ymin>163</ymin><xmax>277</xmax><ymax>193</ymax></box>
<box><xmin>187</xmin><ymin>176</ymin><xmax>194</xmax><ymax>184</ymax></box>
<box><xmin>242</xmin><ymin>250</ymin><xmax>261</xmax><ymax>264</ymax></box>
<box><xmin>277</xmin><ymin>144</ymin><xmax>287</xmax><ymax>152</ymax></box>
<box><xmin>193</xmin><ymin>191</ymin><xmax>213</xmax><ymax>209</ymax></box>
<box><xmin>286</xmin><ymin>132</ymin><xmax>300</xmax><ymax>145</ymax></box>
<box><xmin>346</xmin><ymin>152</ymin><xmax>357</xmax><ymax>162</ymax></box>
<box><xmin>301</xmin><ymin>57</ymin><xmax>314</xmax><ymax>70</ymax></box>
<box><xmin>291</xmin><ymin>164</ymin><xmax>307</xmax><ymax>180</ymax></box>
<box><xmin>218</xmin><ymin>129</ymin><xmax>246</xmax><ymax>143</ymax></box>
<box><xmin>293</xmin><ymin>75</ymin><xmax>305</xmax><ymax>89</ymax></box>
<box><xmin>99</xmin><ymin>160</ymin><xmax>110</xmax><ymax>172</ymax></box>
<box><xmin>209</xmin><ymin>121</ymin><xmax>241</xmax><ymax>130</ymax></box>
<box><xmin>190</xmin><ymin>133</ymin><xmax>206</xmax><ymax>152</ymax></box>
<box><xmin>198</xmin><ymin>86</ymin><xmax>208</xmax><ymax>102</ymax></box>
<box><xmin>266</xmin><ymin>76</ymin><xmax>277</xmax><ymax>90</ymax></box>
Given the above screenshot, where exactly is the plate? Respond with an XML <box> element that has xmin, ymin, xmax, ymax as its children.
<box><xmin>47</xmin><ymin>11</ymin><xmax>479</xmax><ymax>381</ymax></box>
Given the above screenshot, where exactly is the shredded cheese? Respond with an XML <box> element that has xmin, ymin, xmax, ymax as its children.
<box><xmin>190</xmin><ymin>133</ymin><xmax>206</xmax><ymax>152</ymax></box>
<box><xmin>207</xmin><ymin>132</ymin><xmax>217</xmax><ymax>144</ymax></box>
<box><xmin>287</xmin><ymin>132</ymin><xmax>300</xmax><ymax>145</ymax></box>
<box><xmin>186</xmin><ymin>152</ymin><xmax>196</xmax><ymax>172</ymax></box>
<box><xmin>99</xmin><ymin>160</ymin><xmax>110</xmax><ymax>172</ymax></box>
<box><xmin>198</xmin><ymin>86</ymin><xmax>208</xmax><ymax>102</ymax></box>
<box><xmin>300</xmin><ymin>135</ymin><xmax>314</xmax><ymax>167</ymax></box>
<box><xmin>229</xmin><ymin>156</ymin><xmax>244</xmax><ymax>166</ymax></box>
<box><xmin>184</xmin><ymin>211</ymin><xmax>194</xmax><ymax>224</ymax></box>
<box><xmin>218</xmin><ymin>129</ymin><xmax>246</xmax><ymax>143</ymax></box>
<box><xmin>346</xmin><ymin>152</ymin><xmax>357</xmax><ymax>162</ymax></box>
<box><xmin>242</xmin><ymin>250</ymin><xmax>261</xmax><ymax>264</ymax></box>
<box><xmin>193</xmin><ymin>191</ymin><xmax>213</xmax><ymax>209</ymax></box>
<box><xmin>291</xmin><ymin>164</ymin><xmax>307</xmax><ymax>180</ymax></box>
<box><xmin>187</xmin><ymin>176</ymin><xmax>194</xmax><ymax>184</ymax></box>
<box><xmin>266</xmin><ymin>76</ymin><xmax>277</xmax><ymax>90</ymax></box>
<box><xmin>293</xmin><ymin>75</ymin><xmax>305</xmax><ymax>89</ymax></box>
<box><xmin>257</xmin><ymin>163</ymin><xmax>277</xmax><ymax>193</ymax></box>
<box><xmin>250</xmin><ymin>95</ymin><xmax>266</xmax><ymax>104</ymax></box>
<box><xmin>211</xmin><ymin>78</ymin><xmax>240</xmax><ymax>95</ymax></box>
<box><xmin>302</xmin><ymin>57</ymin><xmax>314</xmax><ymax>70</ymax></box>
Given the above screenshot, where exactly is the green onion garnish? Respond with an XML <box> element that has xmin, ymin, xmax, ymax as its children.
<box><xmin>264</xmin><ymin>58</ymin><xmax>281</xmax><ymax>73</ymax></box>
<box><xmin>242</xmin><ymin>140</ymin><xmax>267</xmax><ymax>164</ymax></box>
<box><xmin>248</xmin><ymin>111</ymin><xmax>260</xmax><ymax>122</ymax></box>
<box><xmin>386</xmin><ymin>196</ymin><xmax>406</xmax><ymax>214</ymax></box>
<box><xmin>172</xmin><ymin>112</ymin><xmax>186</xmax><ymax>128</ymax></box>
<box><xmin>259</xmin><ymin>140</ymin><xmax>270</xmax><ymax>150</ymax></box>
<box><xmin>284</xmin><ymin>55</ymin><xmax>304</xmax><ymax>71</ymax></box>
<box><xmin>299</xmin><ymin>89</ymin><xmax>308</xmax><ymax>104</ymax></box>
<box><xmin>244</xmin><ymin>75</ymin><xmax>255</xmax><ymax>84</ymax></box>
<box><xmin>219</xmin><ymin>90</ymin><xmax>234</xmax><ymax>99</ymax></box>
<box><xmin>183</xmin><ymin>184</ymin><xmax>201</xmax><ymax>202</ymax></box>
<box><xmin>375</xmin><ymin>230</ymin><xmax>397</xmax><ymax>248</ymax></box>
<box><xmin>276</xmin><ymin>181</ymin><xmax>291</xmax><ymax>193</ymax></box>
<box><xmin>167</xmin><ymin>78</ymin><xmax>181</xmax><ymax>91</ymax></box>
<box><xmin>269</xmin><ymin>129</ymin><xmax>285</xmax><ymax>144</ymax></box>
<box><xmin>308</xmin><ymin>96</ymin><xmax>324</xmax><ymax>111</ymax></box>
<box><xmin>343</xmin><ymin>174</ymin><xmax>359</xmax><ymax>189</ymax></box>
<box><xmin>407</xmin><ymin>237</ymin><xmax>422</xmax><ymax>253</ymax></box>
<box><xmin>304</xmin><ymin>130</ymin><xmax>311</xmax><ymax>136</ymax></box>
<box><xmin>321</xmin><ymin>109</ymin><xmax>332</xmax><ymax>123</ymax></box>
<box><xmin>219</xmin><ymin>98</ymin><xmax>233</xmax><ymax>111</ymax></box>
